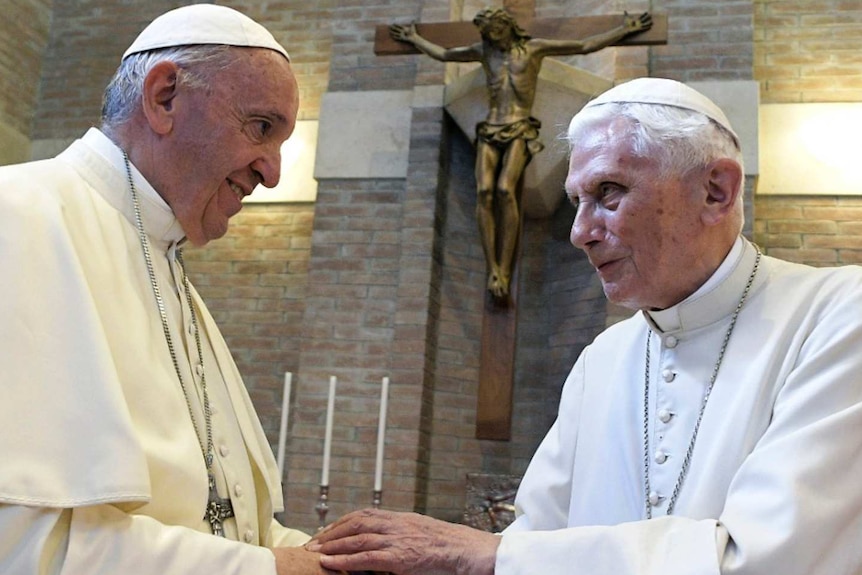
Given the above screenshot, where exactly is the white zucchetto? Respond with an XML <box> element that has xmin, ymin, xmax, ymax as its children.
<box><xmin>123</xmin><ymin>4</ymin><xmax>289</xmax><ymax>61</ymax></box>
<box><xmin>581</xmin><ymin>77</ymin><xmax>739</xmax><ymax>144</ymax></box>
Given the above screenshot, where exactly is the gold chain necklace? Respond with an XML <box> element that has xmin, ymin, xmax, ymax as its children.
<box><xmin>642</xmin><ymin>246</ymin><xmax>761</xmax><ymax>518</ymax></box>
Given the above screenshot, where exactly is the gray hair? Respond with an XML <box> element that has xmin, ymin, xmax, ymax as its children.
<box><xmin>100</xmin><ymin>45</ymin><xmax>236</xmax><ymax>136</ymax></box>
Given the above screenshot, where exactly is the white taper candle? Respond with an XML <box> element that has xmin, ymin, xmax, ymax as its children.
<box><xmin>276</xmin><ymin>372</ymin><xmax>292</xmax><ymax>476</ymax></box>
<box><xmin>374</xmin><ymin>376</ymin><xmax>390</xmax><ymax>492</ymax></box>
<box><xmin>321</xmin><ymin>375</ymin><xmax>337</xmax><ymax>486</ymax></box>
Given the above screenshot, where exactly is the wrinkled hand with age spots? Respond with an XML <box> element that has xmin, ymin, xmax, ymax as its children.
<box><xmin>308</xmin><ymin>508</ymin><xmax>501</xmax><ymax>575</ymax></box>
<box><xmin>272</xmin><ymin>545</ymin><xmax>346</xmax><ymax>575</ymax></box>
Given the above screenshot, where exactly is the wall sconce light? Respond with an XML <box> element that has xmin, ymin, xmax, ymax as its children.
<box><xmin>245</xmin><ymin>119</ymin><xmax>319</xmax><ymax>203</ymax></box>
<box><xmin>759</xmin><ymin>103</ymin><xmax>862</xmax><ymax>196</ymax></box>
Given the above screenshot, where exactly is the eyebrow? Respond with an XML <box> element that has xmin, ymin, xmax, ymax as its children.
<box><xmin>241</xmin><ymin>103</ymin><xmax>290</xmax><ymax>125</ymax></box>
<box><xmin>268</xmin><ymin>111</ymin><xmax>290</xmax><ymax>125</ymax></box>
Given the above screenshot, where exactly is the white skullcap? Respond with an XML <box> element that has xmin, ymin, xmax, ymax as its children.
<box><xmin>582</xmin><ymin>77</ymin><xmax>738</xmax><ymax>144</ymax></box>
<box><xmin>123</xmin><ymin>4</ymin><xmax>289</xmax><ymax>61</ymax></box>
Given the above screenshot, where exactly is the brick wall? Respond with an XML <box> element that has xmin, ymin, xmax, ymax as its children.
<box><xmin>755</xmin><ymin>0</ymin><xmax>862</xmax><ymax>103</ymax></box>
<box><xmin>423</xmin><ymin>121</ymin><xmax>485</xmax><ymax>521</ymax></box>
<box><xmin>754</xmin><ymin>196</ymin><xmax>862</xmax><ymax>265</ymax></box>
<box><xmin>0</xmin><ymin>0</ymin><xmax>51</xmax><ymax>162</ymax></box>
<box><xmin>650</xmin><ymin>0</ymin><xmax>754</xmax><ymax>81</ymax></box>
<box><xmin>0</xmin><ymin>0</ymin><xmax>51</xmax><ymax>135</ymax></box>
<box><xmin>181</xmin><ymin>204</ymin><xmax>315</xmax><ymax>447</ymax></box>
<box><xmin>753</xmin><ymin>0</ymin><xmax>862</xmax><ymax>266</ymax></box>
<box><xmin>32</xmin><ymin>0</ymin><xmax>186</xmax><ymax>140</ymax></box>
<box><xmin>31</xmin><ymin>0</ymin><xmax>332</xmax><ymax>139</ymax></box>
<box><xmin>231</xmin><ymin>0</ymin><xmax>333</xmax><ymax>119</ymax></box>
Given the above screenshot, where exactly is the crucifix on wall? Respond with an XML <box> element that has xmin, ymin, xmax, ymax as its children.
<box><xmin>375</xmin><ymin>9</ymin><xmax>667</xmax><ymax>439</ymax></box>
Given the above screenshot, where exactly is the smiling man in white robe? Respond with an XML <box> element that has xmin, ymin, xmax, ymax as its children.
<box><xmin>308</xmin><ymin>79</ymin><xmax>862</xmax><ymax>575</ymax></box>
<box><xmin>0</xmin><ymin>5</ymin><xmax>341</xmax><ymax>575</ymax></box>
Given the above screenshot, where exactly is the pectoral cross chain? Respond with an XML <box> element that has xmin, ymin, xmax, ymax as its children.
<box><xmin>205</xmin><ymin>473</ymin><xmax>235</xmax><ymax>537</ymax></box>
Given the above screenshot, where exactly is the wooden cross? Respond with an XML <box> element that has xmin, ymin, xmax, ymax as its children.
<box><xmin>375</xmin><ymin>11</ymin><xmax>668</xmax><ymax>441</ymax></box>
<box><xmin>205</xmin><ymin>472</ymin><xmax>235</xmax><ymax>538</ymax></box>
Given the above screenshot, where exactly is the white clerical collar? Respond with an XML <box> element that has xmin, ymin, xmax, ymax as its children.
<box><xmin>687</xmin><ymin>235</ymin><xmax>745</xmax><ymax>300</ymax></box>
<box><xmin>644</xmin><ymin>236</ymin><xmax>755</xmax><ymax>334</ymax></box>
<box><xmin>58</xmin><ymin>128</ymin><xmax>186</xmax><ymax>250</ymax></box>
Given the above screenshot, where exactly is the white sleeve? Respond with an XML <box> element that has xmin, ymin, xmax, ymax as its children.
<box><xmin>499</xmin><ymin>516</ymin><xmax>722</xmax><ymax>575</ymax></box>
<box><xmin>497</xmin><ymin>272</ymin><xmax>862</xmax><ymax>575</ymax></box>
<box><xmin>499</xmin><ymin>352</ymin><xmax>721</xmax><ymax>575</ymax></box>
<box><xmin>266</xmin><ymin>517</ymin><xmax>312</xmax><ymax>547</ymax></box>
<box><xmin>0</xmin><ymin>503</ymin><xmax>277</xmax><ymax>575</ymax></box>
<box><xmin>504</xmin><ymin>354</ymin><xmax>586</xmax><ymax>534</ymax></box>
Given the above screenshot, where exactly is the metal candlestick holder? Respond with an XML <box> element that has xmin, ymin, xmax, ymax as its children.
<box><xmin>372</xmin><ymin>489</ymin><xmax>382</xmax><ymax>509</ymax></box>
<box><xmin>314</xmin><ymin>485</ymin><xmax>330</xmax><ymax>530</ymax></box>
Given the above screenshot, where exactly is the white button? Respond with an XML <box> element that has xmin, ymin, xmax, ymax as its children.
<box><xmin>658</xmin><ymin>409</ymin><xmax>672</xmax><ymax>423</ymax></box>
<box><xmin>244</xmin><ymin>529</ymin><xmax>255</xmax><ymax>543</ymax></box>
<box><xmin>655</xmin><ymin>451</ymin><xmax>668</xmax><ymax>464</ymax></box>
<box><xmin>188</xmin><ymin>323</ymin><xmax>197</xmax><ymax>335</ymax></box>
<box><xmin>662</xmin><ymin>369</ymin><xmax>675</xmax><ymax>382</ymax></box>
<box><xmin>648</xmin><ymin>491</ymin><xmax>661</xmax><ymax>506</ymax></box>
<box><xmin>664</xmin><ymin>336</ymin><xmax>678</xmax><ymax>348</ymax></box>
<box><xmin>234</xmin><ymin>484</ymin><xmax>244</xmax><ymax>498</ymax></box>
<box><xmin>195</xmin><ymin>364</ymin><xmax>204</xmax><ymax>377</ymax></box>
<box><xmin>219</xmin><ymin>445</ymin><xmax>230</xmax><ymax>457</ymax></box>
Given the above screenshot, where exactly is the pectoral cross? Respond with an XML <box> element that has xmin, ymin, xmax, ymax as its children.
<box><xmin>205</xmin><ymin>473</ymin><xmax>235</xmax><ymax>537</ymax></box>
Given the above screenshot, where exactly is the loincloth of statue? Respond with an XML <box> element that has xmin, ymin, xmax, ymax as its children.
<box><xmin>476</xmin><ymin>117</ymin><xmax>545</xmax><ymax>156</ymax></box>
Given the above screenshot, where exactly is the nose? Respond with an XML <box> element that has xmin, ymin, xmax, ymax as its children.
<box><xmin>570</xmin><ymin>202</ymin><xmax>603</xmax><ymax>250</ymax></box>
<box><xmin>252</xmin><ymin>141</ymin><xmax>282</xmax><ymax>188</ymax></box>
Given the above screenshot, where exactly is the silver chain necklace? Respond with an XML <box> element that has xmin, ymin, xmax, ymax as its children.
<box><xmin>642</xmin><ymin>246</ymin><xmax>761</xmax><ymax>519</ymax></box>
<box><xmin>122</xmin><ymin>152</ymin><xmax>234</xmax><ymax>536</ymax></box>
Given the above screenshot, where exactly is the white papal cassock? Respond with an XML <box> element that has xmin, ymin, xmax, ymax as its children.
<box><xmin>499</xmin><ymin>237</ymin><xmax>862</xmax><ymax>575</ymax></box>
<box><xmin>0</xmin><ymin>128</ymin><xmax>308</xmax><ymax>574</ymax></box>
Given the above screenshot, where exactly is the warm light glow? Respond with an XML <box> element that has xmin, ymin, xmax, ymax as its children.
<box><xmin>759</xmin><ymin>103</ymin><xmax>862</xmax><ymax>195</ymax></box>
<box><xmin>245</xmin><ymin>120</ymin><xmax>319</xmax><ymax>203</ymax></box>
<box><xmin>798</xmin><ymin>106</ymin><xmax>862</xmax><ymax>170</ymax></box>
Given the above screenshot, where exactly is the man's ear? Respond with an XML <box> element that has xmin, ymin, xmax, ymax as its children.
<box><xmin>141</xmin><ymin>61</ymin><xmax>181</xmax><ymax>135</ymax></box>
<box><xmin>701</xmin><ymin>157</ymin><xmax>743</xmax><ymax>226</ymax></box>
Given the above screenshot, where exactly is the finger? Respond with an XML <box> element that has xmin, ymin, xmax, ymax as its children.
<box><xmin>314</xmin><ymin>509</ymin><xmax>393</xmax><ymax>544</ymax></box>
<box><xmin>319</xmin><ymin>532</ymin><xmax>392</xmax><ymax>556</ymax></box>
<box><xmin>312</xmin><ymin>521</ymin><xmax>371</xmax><ymax>546</ymax></box>
<box><xmin>319</xmin><ymin>549</ymin><xmax>392</xmax><ymax>574</ymax></box>
<box><xmin>310</xmin><ymin>511</ymin><xmax>365</xmax><ymax>541</ymax></box>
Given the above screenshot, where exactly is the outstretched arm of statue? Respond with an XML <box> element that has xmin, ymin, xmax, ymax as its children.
<box><xmin>623</xmin><ymin>11</ymin><xmax>653</xmax><ymax>34</ymax></box>
<box><xmin>389</xmin><ymin>23</ymin><xmax>482</xmax><ymax>63</ymax></box>
<box><xmin>533</xmin><ymin>11</ymin><xmax>653</xmax><ymax>57</ymax></box>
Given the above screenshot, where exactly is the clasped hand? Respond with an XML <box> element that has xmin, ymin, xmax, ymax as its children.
<box><xmin>306</xmin><ymin>508</ymin><xmax>501</xmax><ymax>575</ymax></box>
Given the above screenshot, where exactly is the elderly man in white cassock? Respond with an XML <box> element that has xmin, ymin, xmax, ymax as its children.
<box><xmin>0</xmin><ymin>5</ymin><xmax>344</xmax><ymax>575</ymax></box>
<box><xmin>308</xmin><ymin>78</ymin><xmax>862</xmax><ymax>575</ymax></box>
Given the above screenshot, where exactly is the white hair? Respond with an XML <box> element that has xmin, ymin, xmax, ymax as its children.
<box><xmin>100</xmin><ymin>45</ymin><xmax>236</xmax><ymax>136</ymax></box>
